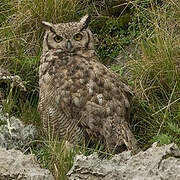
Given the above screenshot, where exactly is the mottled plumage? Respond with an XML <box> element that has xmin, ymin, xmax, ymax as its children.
<box><xmin>38</xmin><ymin>14</ymin><xmax>138</xmax><ymax>152</ymax></box>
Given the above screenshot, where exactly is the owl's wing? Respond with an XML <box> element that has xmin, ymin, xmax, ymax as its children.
<box><xmin>77</xmin><ymin>56</ymin><xmax>137</xmax><ymax>151</ymax></box>
<box><xmin>91</xmin><ymin>58</ymin><xmax>133</xmax><ymax>108</ymax></box>
<box><xmin>102</xmin><ymin>63</ymin><xmax>133</xmax><ymax>95</ymax></box>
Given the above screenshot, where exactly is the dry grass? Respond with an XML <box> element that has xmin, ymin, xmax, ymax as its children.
<box><xmin>129</xmin><ymin>0</ymin><xmax>180</xmax><ymax>148</ymax></box>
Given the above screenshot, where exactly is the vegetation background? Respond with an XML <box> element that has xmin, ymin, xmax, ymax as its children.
<box><xmin>0</xmin><ymin>0</ymin><xmax>180</xmax><ymax>179</ymax></box>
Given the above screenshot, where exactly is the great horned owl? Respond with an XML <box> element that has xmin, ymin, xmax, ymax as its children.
<box><xmin>38</xmin><ymin>14</ymin><xmax>138</xmax><ymax>152</ymax></box>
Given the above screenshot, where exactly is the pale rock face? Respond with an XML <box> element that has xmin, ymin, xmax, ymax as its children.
<box><xmin>67</xmin><ymin>143</ymin><xmax>180</xmax><ymax>180</ymax></box>
<box><xmin>0</xmin><ymin>147</ymin><xmax>54</xmax><ymax>180</ymax></box>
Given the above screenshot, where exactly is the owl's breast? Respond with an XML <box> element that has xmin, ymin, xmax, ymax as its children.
<box><xmin>40</xmin><ymin>52</ymin><xmax>90</xmax><ymax>105</ymax></box>
<box><xmin>40</xmin><ymin>51</ymin><xmax>129</xmax><ymax>115</ymax></box>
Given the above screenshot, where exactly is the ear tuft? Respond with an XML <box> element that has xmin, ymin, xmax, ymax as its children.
<box><xmin>80</xmin><ymin>14</ymin><xmax>91</xmax><ymax>30</ymax></box>
<box><xmin>41</xmin><ymin>21</ymin><xmax>53</xmax><ymax>30</ymax></box>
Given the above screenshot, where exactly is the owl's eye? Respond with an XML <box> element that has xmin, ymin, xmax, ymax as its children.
<box><xmin>54</xmin><ymin>36</ymin><xmax>63</xmax><ymax>43</ymax></box>
<box><xmin>73</xmin><ymin>33</ymin><xmax>83</xmax><ymax>41</ymax></box>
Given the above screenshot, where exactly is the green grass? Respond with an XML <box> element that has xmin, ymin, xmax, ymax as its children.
<box><xmin>0</xmin><ymin>0</ymin><xmax>180</xmax><ymax>179</ymax></box>
<box><xmin>129</xmin><ymin>0</ymin><xmax>180</xmax><ymax>148</ymax></box>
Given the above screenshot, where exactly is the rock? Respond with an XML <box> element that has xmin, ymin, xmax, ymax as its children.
<box><xmin>0</xmin><ymin>147</ymin><xmax>54</xmax><ymax>180</ymax></box>
<box><xmin>0</xmin><ymin>67</ymin><xmax>26</xmax><ymax>91</ymax></box>
<box><xmin>0</xmin><ymin>108</ymin><xmax>38</xmax><ymax>150</ymax></box>
<box><xmin>67</xmin><ymin>143</ymin><xmax>180</xmax><ymax>180</ymax></box>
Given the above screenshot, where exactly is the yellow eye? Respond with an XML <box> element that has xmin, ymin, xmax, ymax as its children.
<box><xmin>54</xmin><ymin>35</ymin><xmax>63</xmax><ymax>43</ymax></box>
<box><xmin>73</xmin><ymin>33</ymin><xmax>83</xmax><ymax>41</ymax></box>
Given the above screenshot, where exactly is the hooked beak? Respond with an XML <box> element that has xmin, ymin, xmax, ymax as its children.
<box><xmin>66</xmin><ymin>40</ymin><xmax>72</xmax><ymax>51</ymax></box>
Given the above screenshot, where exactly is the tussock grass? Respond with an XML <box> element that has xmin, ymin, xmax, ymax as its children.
<box><xmin>31</xmin><ymin>135</ymin><xmax>110</xmax><ymax>179</ymax></box>
<box><xmin>129</xmin><ymin>0</ymin><xmax>180</xmax><ymax>148</ymax></box>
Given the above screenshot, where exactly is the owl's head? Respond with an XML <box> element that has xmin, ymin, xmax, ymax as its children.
<box><xmin>42</xmin><ymin>14</ymin><xmax>94</xmax><ymax>54</ymax></box>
